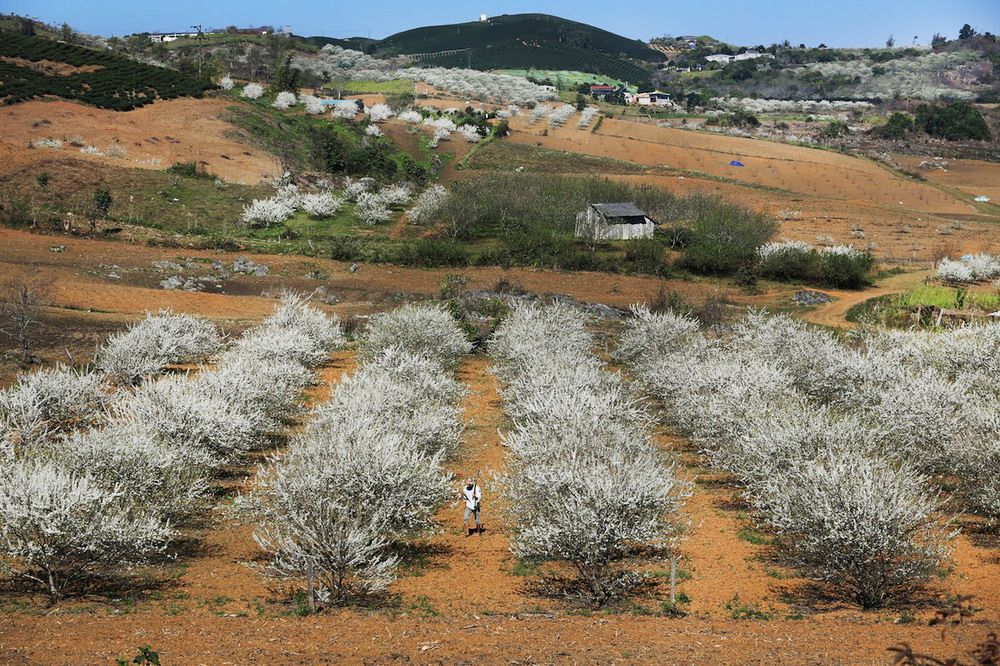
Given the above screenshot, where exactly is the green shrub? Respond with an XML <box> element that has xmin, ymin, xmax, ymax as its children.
<box><xmin>759</xmin><ymin>247</ymin><xmax>876</xmax><ymax>289</ymax></box>
<box><xmin>914</xmin><ymin>102</ymin><xmax>991</xmax><ymax>141</ymax></box>
<box><xmin>678</xmin><ymin>201</ymin><xmax>777</xmax><ymax>275</ymax></box>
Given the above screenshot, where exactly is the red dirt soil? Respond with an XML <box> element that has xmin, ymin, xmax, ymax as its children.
<box><xmin>0</xmin><ymin>98</ymin><xmax>282</xmax><ymax>184</ymax></box>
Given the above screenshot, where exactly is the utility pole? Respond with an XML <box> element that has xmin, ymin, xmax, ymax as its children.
<box><xmin>191</xmin><ymin>24</ymin><xmax>205</xmax><ymax>78</ymax></box>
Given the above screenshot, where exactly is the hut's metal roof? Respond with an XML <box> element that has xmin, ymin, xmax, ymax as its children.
<box><xmin>591</xmin><ymin>202</ymin><xmax>648</xmax><ymax>219</ymax></box>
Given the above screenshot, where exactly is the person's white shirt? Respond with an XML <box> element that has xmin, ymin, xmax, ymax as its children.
<box><xmin>463</xmin><ymin>483</ymin><xmax>481</xmax><ymax>510</ymax></box>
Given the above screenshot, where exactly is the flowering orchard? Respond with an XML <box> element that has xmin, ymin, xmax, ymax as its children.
<box><xmin>0</xmin><ymin>296</ymin><xmax>342</xmax><ymax>601</ymax></box>
<box><xmin>623</xmin><ymin>307</ymin><xmax>1000</xmax><ymax>608</ymax></box>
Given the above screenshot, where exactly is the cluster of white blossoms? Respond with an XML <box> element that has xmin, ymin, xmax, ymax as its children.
<box><xmin>937</xmin><ymin>253</ymin><xmax>1000</xmax><ymax>283</ymax></box>
<box><xmin>490</xmin><ymin>302</ymin><xmax>687</xmax><ymax>605</ymax></box>
<box><xmin>241</xmin><ymin>82</ymin><xmax>264</xmax><ymax>99</ymax></box>
<box><xmin>294</xmin><ymin>47</ymin><xmax>554</xmax><ymax>105</ymax></box>
<box><xmin>242</xmin><ymin>303</ymin><xmax>469</xmax><ymax>605</ymax></box>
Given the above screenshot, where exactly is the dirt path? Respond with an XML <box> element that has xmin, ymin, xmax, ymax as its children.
<box><xmin>801</xmin><ymin>269</ymin><xmax>930</xmax><ymax>328</ymax></box>
<box><xmin>394</xmin><ymin>356</ymin><xmax>533</xmax><ymax>616</ymax></box>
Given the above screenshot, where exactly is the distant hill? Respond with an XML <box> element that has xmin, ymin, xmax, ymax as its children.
<box><xmin>371</xmin><ymin>14</ymin><xmax>662</xmax><ymax>86</ymax></box>
<box><xmin>0</xmin><ymin>31</ymin><xmax>214</xmax><ymax>110</ymax></box>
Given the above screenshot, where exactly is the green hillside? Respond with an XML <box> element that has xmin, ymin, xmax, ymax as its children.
<box><xmin>0</xmin><ymin>31</ymin><xmax>214</xmax><ymax>110</ymax></box>
<box><xmin>373</xmin><ymin>13</ymin><xmax>662</xmax><ymax>86</ymax></box>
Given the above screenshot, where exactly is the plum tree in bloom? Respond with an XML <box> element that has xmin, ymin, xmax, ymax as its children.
<box><xmin>367</xmin><ymin>103</ymin><xmax>393</xmax><ymax>123</ymax></box>
<box><xmin>457</xmin><ymin>124</ymin><xmax>482</xmax><ymax>142</ymax></box>
<box><xmin>937</xmin><ymin>258</ymin><xmax>975</xmax><ymax>283</ymax></box>
<box><xmin>331</xmin><ymin>103</ymin><xmax>359</xmax><ymax>119</ymax></box>
<box><xmin>342</xmin><ymin>177</ymin><xmax>372</xmax><ymax>202</ymax></box>
<box><xmin>299</xmin><ymin>192</ymin><xmax>343</xmax><ymax>219</ymax></box>
<box><xmin>241</xmin><ymin>82</ymin><xmax>264</xmax><ymax>100</ymax></box>
<box><xmin>114</xmin><ymin>374</ymin><xmax>269</xmax><ymax>465</ymax></box>
<box><xmin>0</xmin><ymin>459</ymin><xmax>173</xmax><ymax>601</ymax></box>
<box><xmin>428</xmin><ymin>126</ymin><xmax>451</xmax><ymax>148</ymax></box>
<box><xmin>397</xmin><ymin>110</ymin><xmax>422</xmax><ymax>123</ymax></box>
<box><xmin>230</xmin><ymin>293</ymin><xmax>344</xmax><ymax>368</ymax></box>
<box><xmin>577</xmin><ymin>106</ymin><xmax>599</xmax><ymax>129</ymax></box>
<box><xmin>219</xmin><ymin>76</ymin><xmax>235</xmax><ymax>90</ymax></box>
<box><xmin>377</xmin><ymin>184</ymin><xmax>412</xmax><ymax>207</ymax></box>
<box><xmin>548</xmin><ymin>104</ymin><xmax>575</xmax><ymax>127</ymax></box>
<box><xmin>205</xmin><ymin>351</ymin><xmax>312</xmax><ymax>422</ymax></box>
<box><xmin>239</xmin><ymin>196</ymin><xmax>297</xmax><ymax>227</ymax></box>
<box><xmin>364</xmin><ymin>124</ymin><xmax>382</xmax><ymax>137</ymax></box>
<box><xmin>761</xmin><ymin>450</ymin><xmax>953</xmax><ymax>609</ymax></box>
<box><xmin>362</xmin><ymin>303</ymin><xmax>472</xmax><ymax>369</ymax></box>
<box><xmin>300</xmin><ymin>94</ymin><xmax>324</xmax><ymax>115</ymax></box>
<box><xmin>95</xmin><ymin>310</ymin><xmax>220</xmax><ymax>385</ymax></box>
<box><xmin>272</xmin><ymin>91</ymin><xmax>297</xmax><ymax>110</ymax></box>
<box><xmin>354</xmin><ymin>191</ymin><xmax>391</xmax><ymax>226</ymax></box>
<box><xmin>614</xmin><ymin>305</ymin><xmax>700</xmax><ymax>368</ymax></box>
<box><xmin>0</xmin><ymin>366</ymin><xmax>106</xmax><ymax>454</ymax></box>
<box><xmin>56</xmin><ymin>421</ymin><xmax>213</xmax><ymax>522</ymax></box>
<box><xmin>406</xmin><ymin>185</ymin><xmax>448</xmax><ymax>224</ymax></box>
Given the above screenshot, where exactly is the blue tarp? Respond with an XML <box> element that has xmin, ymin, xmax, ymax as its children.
<box><xmin>729</xmin><ymin>160</ymin><xmax>745</xmax><ymax>167</ymax></box>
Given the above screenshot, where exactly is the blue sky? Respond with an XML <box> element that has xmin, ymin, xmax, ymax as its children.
<box><xmin>5</xmin><ymin>0</ymin><xmax>997</xmax><ymax>47</ymax></box>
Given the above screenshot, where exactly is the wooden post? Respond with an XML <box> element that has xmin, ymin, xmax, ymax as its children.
<box><xmin>307</xmin><ymin>560</ymin><xmax>315</xmax><ymax>612</ymax></box>
<box><xmin>670</xmin><ymin>556</ymin><xmax>677</xmax><ymax>603</ymax></box>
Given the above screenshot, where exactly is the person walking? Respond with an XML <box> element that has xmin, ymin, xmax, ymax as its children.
<box><xmin>462</xmin><ymin>478</ymin><xmax>482</xmax><ymax>537</ymax></box>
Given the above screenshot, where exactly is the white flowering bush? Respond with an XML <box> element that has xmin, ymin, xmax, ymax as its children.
<box><xmin>31</xmin><ymin>138</ymin><xmax>63</xmax><ymax>149</ymax></box>
<box><xmin>614</xmin><ymin>305</ymin><xmax>700</xmax><ymax>367</ymax></box>
<box><xmin>548</xmin><ymin>104</ymin><xmax>575</xmax><ymax>127</ymax></box>
<box><xmin>114</xmin><ymin>375</ymin><xmax>268</xmax><ymax>464</ymax></box>
<box><xmin>219</xmin><ymin>76</ymin><xmax>235</xmax><ymax>90</ymax></box>
<box><xmin>55</xmin><ymin>422</ymin><xmax>213</xmax><ymax>521</ymax></box>
<box><xmin>272</xmin><ymin>91</ymin><xmax>297</xmax><ymax>110</ymax></box>
<box><xmin>239</xmin><ymin>196</ymin><xmax>297</xmax><ymax>227</ymax></box>
<box><xmin>354</xmin><ymin>191</ymin><xmax>391</xmax><ymax>225</ymax></box>
<box><xmin>362</xmin><ymin>303</ymin><xmax>471</xmax><ymax>368</ymax></box>
<box><xmin>761</xmin><ymin>451</ymin><xmax>952</xmax><ymax>609</ymax></box>
<box><xmin>308</xmin><ymin>350</ymin><xmax>464</xmax><ymax>457</ymax></box>
<box><xmin>95</xmin><ymin>311</ymin><xmax>220</xmax><ymax>385</ymax></box>
<box><xmin>342</xmin><ymin>177</ymin><xmax>372</xmax><ymax>202</ymax></box>
<box><xmin>231</xmin><ymin>293</ymin><xmax>343</xmax><ymax>369</ymax></box>
<box><xmin>378</xmin><ymin>184</ymin><xmax>411</xmax><ymax>207</ymax></box>
<box><xmin>368</xmin><ymin>103</ymin><xmax>393</xmax><ymax>123</ymax></box>
<box><xmin>241</xmin><ymin>82</ymin><xmax>264</xmax><ymax>100</ymax></box>
<box><xmin>398</xmin><ymin>110</ymin><xmax>422</xmax><ymax>123</ymax></box>
<box><xmin>0</xmin><ymin>459</ymin><xmax>173</xmax><ymax>601</ymax></box>
<box><xmin>577</xmin><ymin>106</ymin><xmax>599</xmax><ymax>129</ymax></box>
<box><xmin>406</xmin><ymin>185</ymin><xmax>448</xmax><ymax>224</ymax></box>
<box><xmin>529</xmin><ymin>105</ymin><xmax>551</xmax><ymax>124</ymax></box>
<box><xmin>331</xmin><ymin>103</ymin><xmax>359</xmax><ymax>119</ymax></box>
<box><xmin>205</xmin><ymin>352</ymin><xmax>312</xmax><ymax>422</ymax></box>
<box><xmin>429</xmin><ymin>126</ymin><xmax>451</xmax><ymax>148</ymax></box>
<box><xmin>937</xmin><ymin>258</ymin><xmax>975</xmax><ymax>283</ymax></box>
<box><xmin>457</xmin><ymin>124</ymin><xmax>482</xmax><ymax>142</ymax></box>
<box><xmin>0</xmin><ymin>367</ymin><xmax>106</xmax><ymax>453</ymax></box>
<box><xmin>364</xmin><ymin>124</ymin><xmax>383</xmax><ymax>137</ymax></box>
<box><xmin>300</xmin><ymin>94</ymin><xmax>324</xmax><ymax>115</ymax></box>
<box><xmin>299</xmin><ymin>192</ymin><xmax>343</xmax><ymax>219</ymax></box>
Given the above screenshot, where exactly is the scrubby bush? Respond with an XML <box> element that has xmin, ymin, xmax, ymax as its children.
<box><xmin>205</xmin><ymin>352</ymin><xmax>312</xmax><ymax>421</ymax></box>
<box><xmin>678</xmin><ymin>200</ymin><xmax>778</xmax><ymax>275</ymax></box>
<box><xmin>240</xmin><ymin>195</ymin><xmax>297</xmax><ymax>228</ymax></box>
<box><xmin>300</xmin><ymin>95</ymin><xmax>324</xmax><ymax>115</ymax></box>
<box><xmin>231</xmin><ymin>294</ymin><xmax>343</xmax><ymax>368</ymax></box>
<box><xmin>758</xmin><ymin>241</ymin><xmax>875</xmax><ymax>289</ymax></box>
<box><xmin>362</xmin><ymin>303</ymin><xmax>471</xmax><ymax>368</ymax></box>
<box><xmin>915</xmin><ymin>102</ymin><xmax>991</xmax><ymax>141</ymax></box>
<box><xmin>614</xmin><ymin>305</ymin><xmax>700</xmax><ymax>367</ymax></box>
<box><xmin>0</xmin><ymin>460</ymin><xmax>172</xmax><ymax>601</ymax></box>
<box><xmin>219</xmin><ymin>76</ymin><xmax>235</xmax><ymax>90</ymax></box>
<box><xmin>364</xmin><ymin>124</ymin><xmax>383</xmax><ymax>137</ymax></box>
<box><xmin>95</xmin><ymin>311</ymin><xmax>220</xmax><ymax>385</ymax></box>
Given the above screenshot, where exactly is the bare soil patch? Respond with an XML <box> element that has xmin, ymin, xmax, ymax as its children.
<box><xmin>0</xmin><ymin>98</ymin><xmax>281</xmax><ymax>184</ymax></box>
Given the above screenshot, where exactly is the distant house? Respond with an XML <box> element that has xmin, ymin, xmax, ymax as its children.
<box><xmin>637</xmin><ymin>91</ymin><xmax>671</xmax><ymax>106</ymax></box>
<box><xmin>575</xmin><ymin>203</ymin><xmax>656</xmax><ymax>241</ymax></box>
<box><xmin>146</xmin><ymin>31</ymin><xmax>201</xmax><ymax>43</ymax></box>
<box><xmin>705</xmin><ymin>53</ymin><xmax>734</xmax><ymax>64</ymax></box>
<box><xmin>589</xmin><ymin>84</ymin><xmax>615</xmax><ymax>98</ymax></box>
<box><xmin>623</xmin><ymin>91</ymin><xmax>637</xmax><ymax>104</ymax></box>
